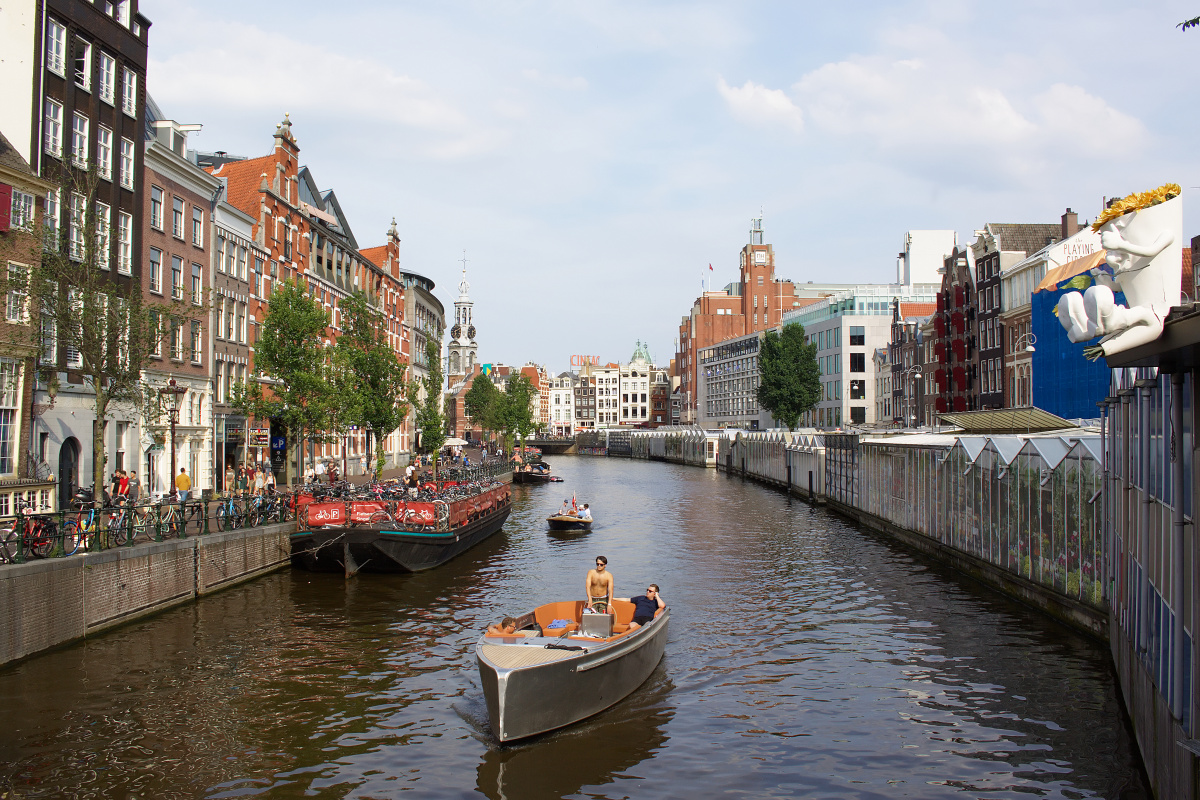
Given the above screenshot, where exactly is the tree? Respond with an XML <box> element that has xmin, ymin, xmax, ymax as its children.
<box><xmin>464</xmin><ymin>372</ymin><xmax>501</xmax><ymax>442</ymax></box>
<box><xmin>231</xmin><ymin>279</ymin><xmax>335</xmax><ymax>484</ymax></box>
<box><xmin>2</xmin><ymin>164</ymin><xmax>197</xmax><ymax>507</ymax></box>
<box><xmin>1180</xmin><ymin>15</ymin><xmax>1200</xmax><ymax>30</ymax></box>
<box><xmin>408</xmin><ymin>339</ymin><xmax>446</xmax><ymax>475</ymax></box>
<box><xmin>502</xmin><ymin>374</ymin><xmax>538</xmax><ymax>456</ymax></box>
<box><xmin>756</xmin><ymin>323</ymin><xmax>820</xmax><ymax>430</ymax></box>
<box><xmin>332</xmin><ymin>291</ymin><xmax>409</xmax><ymax>479</ymax></box>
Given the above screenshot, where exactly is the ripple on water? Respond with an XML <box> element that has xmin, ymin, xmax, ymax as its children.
<box><xmin>0</xmin><ymin>458</ymin><xmax>1149</xmax><ymax>799</ymax></box>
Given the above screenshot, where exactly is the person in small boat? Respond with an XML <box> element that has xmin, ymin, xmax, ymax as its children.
<box><xmin>558</xmin><ymin>499</ymin><xmax>575</xmax><ymax>517</ymax></box>
<box><xmin>487</xmin><ymin>617</ymin><xmax>519</xmax><ymax>635</ymax></box>
<box><xmin>578</xmin><ymin>504</ymin><xmax>592</xmax><ymax>521</ymax></box>
<box><xmin>620</xmin><ymin>584</ymin><xmax>665</xmax><ymax>630</ymax></box>
<box><xmin>586</xmin><ymin>556</ymin><xmax>614</xmax><ymax>613</ymax></box>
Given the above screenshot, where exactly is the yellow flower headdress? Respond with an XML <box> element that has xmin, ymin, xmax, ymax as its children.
<box><xmin>1092</xmin><ymin>182</ymin><xmax>1182</xmax><ymax>231</ymax></box>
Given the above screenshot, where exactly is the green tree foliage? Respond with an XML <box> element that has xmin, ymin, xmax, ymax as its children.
<box><xmin>756</xmin><ymin>323</ymin><xmax>820</xmax><ymax>430</ymax></box>
<box><xmin>1180</xmin><ymin>15</ymin><xmax>1200</xmax><ymax>30</ymax></box>
<box><xmin>408</xmin><ymin>339</ymin><xmax>446</xmax><ymax>474</ymax></box>
<box><xmin>231</xmin><ymin>279</ymin><xmax>334</xmax><ymax>483</ymax></box>
<box><xmin>463</xmin><ymin>372</ymin><xmax>501</xmax><ymax>440</ymax></box>
<box><xmin>332</xmin><ymin>291</ymin><xmax>409</xmax><ymax>479</ymax></box>
<box><xmin>2</xmin><ymin>165</ymin><xmax>198</xmax><ymax>505</ymax></box>
<box><xmin>502</xmin><ymin>374</ymin><xmax>538</xmax><ymax>455</ymax></box>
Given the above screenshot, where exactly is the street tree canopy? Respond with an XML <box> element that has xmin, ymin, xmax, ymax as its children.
<box><xmin>231</xmin><ymin>279</ymin><xmax>333</xmax><ymax>483</ymax></box>
<box><xmin>409</xmin><ymin>339</ymin><xmax>446</xmax><ymax>473</ymax></box>
<box><xmin>756</xmin><ymin>323</ymin><xmax>820</xmax><ymax>430</ymax></box>
<box><xmin>332</xmin><ymin>291</ymin><xmax>409</xmax><ymax>479</ymax></box>
<box><xmin>464</xmin><ymin>373</ymin><xmax>501</xmax><ymax>437</ymax></box>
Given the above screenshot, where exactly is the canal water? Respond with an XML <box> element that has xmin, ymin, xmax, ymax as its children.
<box><xmin>0</xmin><ymin>457</ymin><xmax>1149</xmax><ymax>799</ymax></box>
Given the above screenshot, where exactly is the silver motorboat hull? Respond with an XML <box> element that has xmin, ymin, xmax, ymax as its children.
<box><xmin>477</xmin><ymin>610</ymin><xmax>669</xmax><ymax>742</ymax></box>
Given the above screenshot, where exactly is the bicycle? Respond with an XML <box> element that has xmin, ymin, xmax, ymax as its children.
<box><xmin>0</xmin><ymin>500</ymin><xmax>59</xmax><ymax>561</ymax></box>
<box><xmin>215</xmin><ymin>494</ymin><xmax>244</xmax><ymax>531</ymax></box>
<box><xmin>157</xmin><ymin>497</ymin><xmax>182</xmax><ymax>539</ymax></box>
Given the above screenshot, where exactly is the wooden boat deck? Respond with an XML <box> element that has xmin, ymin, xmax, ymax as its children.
<box><xmin>479</xmin><ymin>642</ymin><xmax>582</xmax><ymax>669</ymax></box>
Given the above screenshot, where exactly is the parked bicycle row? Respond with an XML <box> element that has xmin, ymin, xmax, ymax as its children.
<box><xmin>0</xmin><ymin>485</ymin><xmax>299</xmax><ymax>564</ymax></box>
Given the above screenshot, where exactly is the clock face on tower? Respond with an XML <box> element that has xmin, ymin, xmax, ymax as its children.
<box><xmin>467</xmin><ymin>325</ymin><xmax>476</xmax><ymax>340</ymax></box>
<box><xmin>451</xmin><ymin>324</ymin><xmax>462</xmax><ymax>340</ymax></box>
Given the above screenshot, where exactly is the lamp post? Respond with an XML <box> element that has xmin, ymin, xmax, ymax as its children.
<box><xmin>902</xmin><ymin>365</ymin><xmax>923</xmax><ymax>428</ymax></box>
<box><xmin>1014</xmin><ymin>333</ymin><xmax>1036</xmax><ymax>406</ymax></box>
<box><xmin>159</xmin><ymin>379</ymin><xmax>187</xmax><ymax>499</ymax></box>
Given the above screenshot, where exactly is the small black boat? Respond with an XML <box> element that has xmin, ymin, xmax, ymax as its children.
<box><xmin>290</xmin><ymin>484</ymin><xmax>511</xmax><ymax>574</ymax></box>
<box><xmin>512</xmin><ymin>462</ymin><xmax>559</xmax><ymax>484</ymax></box>
<box><xmin>546</xmin><ymin>514</ymin><xmax>592</xmax><ymax>531</ymax></box>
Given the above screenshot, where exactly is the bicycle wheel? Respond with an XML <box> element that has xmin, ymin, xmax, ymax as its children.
<box><xmin>133</xmin><ymin>510</ymin><xmax>152</xmax><ymax>542</ymax></box>
<box><xmin>368</xmin><ymin>509</ymin><xmax>394</xmax><ymax>524</ymax></box>
<box><xmin>160</xmin><ymin>508</ymin><xmax>180</xmax><ymax>539</ymax></box>
<box><xmin>247</xmin><ymin>503</ymin><xmax>262</xmax><ymax>528</ymax></box>
<box><xmin>0</xmin><ymin>525</ymin><xmax>18</xmax><ymax>562</ymax></box>
<box><xmin>216</xmin><ymin>504</ymin><xmax>229</xmax><ymax>532</ymax></box>
<box><xmin>61</xmin><ymin>520</ymin><xmax>82</xmax><ymax>555</ymax></box>
<box><xmin>29</xmin><ymin>523</ymin><xmax>55</xmax><ymax>558</ymax></box>
<box><xmin>109</xmin><ymin>513</ymin><xmax>130</xmax><ymax>546</ymax></box>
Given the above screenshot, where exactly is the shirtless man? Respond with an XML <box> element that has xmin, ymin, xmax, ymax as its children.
<box><xmin>585</xmin><ymin>556</ymin><xmax>614</xmax><ymax>613</ymax></box>
<box><xmin>487</xmin><ymin>616</ymin><xmax>518</xmax><ymax>635</ymax></box>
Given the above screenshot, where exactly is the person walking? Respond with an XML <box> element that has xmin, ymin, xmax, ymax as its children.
<box><xmin>253</xmin><ymin>468</ymin><xmax>266</xmax><ymax>496</ymax></box>
<box><xmin>236</xmin><ymin>466</ymin><xmax>249</xmax><ymax>497</ymax></box>
<box><xmin>175</xmin><ymin>467</ymin><xmax>192</xmax><ymax>505</ymax></box>
<box><xmin>224</xmin><ymin>463</ymin><xmax>236</xmax><ymax>495</ymax></box>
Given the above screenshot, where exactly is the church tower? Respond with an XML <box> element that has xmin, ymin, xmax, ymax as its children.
<box><xmin>446</xmin><ymin>252</ymin><xmax>478</xmax><ymax>386</ymax></box>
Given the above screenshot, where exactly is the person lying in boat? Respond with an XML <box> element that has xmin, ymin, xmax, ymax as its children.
<box><xmin>487</xmin><ymin>616</ymin><xmax>519</xmax><ymax>635</ymax></box>
<box><xmin>618</xmin><ymin>585</ymin><xmax>664</xmax><ymax>630</ymax></box>
<box><xmin>586</xmin><ymin>556</ymin><xmax>614</xmax><ymax>613</ymax></box>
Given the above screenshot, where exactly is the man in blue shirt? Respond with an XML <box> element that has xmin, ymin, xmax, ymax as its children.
<box><xmin>622</xmin><ymin>584</ymin><xmax>664</xmax><ymax>629</ymax></box>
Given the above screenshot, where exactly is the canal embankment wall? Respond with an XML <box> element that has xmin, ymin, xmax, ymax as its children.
<box><xmin>0</xmin><ymin>523</ymin><xmax>291</xmax><ymax>667</ymax></box>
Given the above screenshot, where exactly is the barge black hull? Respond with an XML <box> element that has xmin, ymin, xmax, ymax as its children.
<box><xmin>290</xmin><ymin>506</ymin><xmax>511</xmax><ymax>573</ymax></box>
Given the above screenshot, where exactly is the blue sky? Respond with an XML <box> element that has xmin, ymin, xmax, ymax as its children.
<box><xmin>148</xmin><ymin>1</ymin><xmax>1200</xmax><ymax>372</ymax></box>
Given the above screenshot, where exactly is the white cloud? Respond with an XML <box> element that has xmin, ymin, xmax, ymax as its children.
<box><xmin>716</xmin><ymin>77</ymin><xmax>804</xmax><ymax>134</ymax></box>
<box><xmin>521</xmin><ymin>69</ymin><xmax>589</xmax><ymax>91</ymax></box>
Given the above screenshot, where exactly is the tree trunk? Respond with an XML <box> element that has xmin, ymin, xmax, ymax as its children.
<box><xmin>91</xmin><ymin>384</ymin><xmax>108</xmax><ymax>531</ymax></box>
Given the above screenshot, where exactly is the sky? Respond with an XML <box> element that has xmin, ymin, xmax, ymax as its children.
<box><xmin>145</xmin><ymin>1</ymin><xmax>1200</xmax><ymax>373</ymax></box>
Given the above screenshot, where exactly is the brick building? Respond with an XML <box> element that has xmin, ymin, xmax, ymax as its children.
<box><xmin>675</xmin><ymin>217</ymin><xmax>801</xmax><ymax>424</ymax></box>
<box><xmin>0</xmin><ymin>0</ymin><xmax>150</xmax><ymax>506</ymax></box>
<box><xmin>140</xmin><ymin>109</ymin><xmax>219</xmax><ymax>495</ymax></box>
<box><xmin>0</xmin><ymin>129</ymin><xmax>57</xmax><ymax>512</ymax></box>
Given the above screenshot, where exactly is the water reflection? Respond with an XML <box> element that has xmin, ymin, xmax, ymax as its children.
<box><xmin>0</xmin><ymin>457</ymin><xmax>1149</xmax><ymax>799</ymax></box>
<box><xmin>475</xmin><ymin>669</ymin><xmax>674</xmax><ymax>800</ymax></box>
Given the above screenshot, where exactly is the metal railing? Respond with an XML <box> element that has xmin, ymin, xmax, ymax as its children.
<box><xmin>0</xmin><ymin>489</ymin><xmax>299</xmax><ymax>565</ymax></box>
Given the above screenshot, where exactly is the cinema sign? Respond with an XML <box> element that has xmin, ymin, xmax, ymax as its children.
<box><xmin>571</xmin><ymin>355</ymin><xmax>600</xmax><ymax>367</ymax></box>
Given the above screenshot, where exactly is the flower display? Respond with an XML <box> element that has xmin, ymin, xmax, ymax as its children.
<box><xmin>1092</xmin><ymin>182</ymin><xmax>1182</xmax><ymax>231</ymax></box>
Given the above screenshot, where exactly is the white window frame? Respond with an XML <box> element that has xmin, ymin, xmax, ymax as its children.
<box><xmin>68</xmin><ymin>192</ymin><xmax>85</xmax><ymax>260</ymax></box>
<box><xmin>45</xmin><ymin>19</ymin><xmax>66</xmax><ymax>76</ymax></box>
<box><xmin>6</xmin><ymin>263</ymin><xmax>28</xmax><ymax>324</ymax></box>
<box><xmin>191</xmin><ymin>263</ymin><xmax>201</xmax><ymax>305</ymax></box>
<box><xmin>10</xmin><ymin>191</ymin><xmax>35</xmax><ymax>231</ymax></box>
<box><xmin>191</xmin><ymin>207</ymin><xmax>203</xmax><ymax>246</ymax></box>
<box><xmin>149</xmin><ymin>247</ymin><xmax>162</xmax><ymax>294</ymax></box>
<box><xmin>119</xmin><ymin>138</ymin><xmax>135</xmax><ymax>189</ymax></box>
<box><xmin>98</xmin><ymin>52</ymin><xmax>116</xmax><ymax>104</ymax></box>
<box><xmin>96</xmin><ymin>125</ymin><xmax>112</xmax><ymax>180</ymax></box>
<box><xmin>71</xmin><ymin>112</ymin><xmax>89</xmax><ymax>169</ymax></box>
<box><xmin>149</xmin><ymin>185</ymin><xmax>163</xmax><ymax>230</ymax></box>
<box><xmin>121</xmin><ymin>68</ymin><xmax>137</xmax><ymax>116</ymax></box>
<box><xmin>95</xmin><ymin>202</ymin><xmax>110</xmax><ymax>269</ymax></box>
<box><xmin>44</xmin><ymin>99</ymin><xmax>62</xmax><ymax>157</ymax></box>
<box><xmin>115</xmin><ymin>0</ymin><xmax>130</xmax><ymax>27</ymax></box>
<box><xmin>73</xmin><ymin>37</ymin><xmax>92</xmax><ymax>91</ymax></box>
<box><xmin>171</xmin><ymin>255</ymin><xmax>183</xmax><ymax>300</ymax></box>
<box><xmin>172</xmin><ymin>196</ymin><xmax>184</xmax><ymax>239</ymax></box>
<box><xmin>43</xmin><ymin>190</ymin><xmax>59</xmax><ymax>250</ymax></box>
<box><xmin>117</xmin><ymin>211</ymin><xmax>132</xmax><ymax>274</ymax></box>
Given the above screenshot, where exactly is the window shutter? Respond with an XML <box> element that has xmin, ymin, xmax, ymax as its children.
<box><xmin>0</xmin><ymin>183</ymin><xmax>12</xmax><ymax>232</ymax></box>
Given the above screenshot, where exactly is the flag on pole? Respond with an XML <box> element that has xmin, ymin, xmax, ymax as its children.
<box><xmin>708</xmin><ymin>263</ymin><xmax>713</xmax><ymax>271</ymax></box>
<box><xmin>571</xmin><ymin>491</ymin><xmax>577</xmax><ymax>513</ymax></box>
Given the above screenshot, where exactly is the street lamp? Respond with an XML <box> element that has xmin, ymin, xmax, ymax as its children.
<box><xmin>1015</xmin><ymin>333</ymin><xmax>1037</xmax><ymax>353</ymax></box>
<box><xmin>902</xmin><ymin>365</ymin><xmax>923</xmax><ymax>428</ymax></box>
<box><xmin>159</xmin><ymin>379</ymin><xmax>187</xmax><ymax>499</ymax></box>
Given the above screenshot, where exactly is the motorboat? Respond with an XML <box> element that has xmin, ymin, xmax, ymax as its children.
<box><xmin>476</xmin><ymin>599</ymin><xmax>669</xmax><ymax>742</ymax></box>
<box><xmin>511</xmin><ymin>461</ymin><xmax>560</xmax><ymax>484</ymax></box>
<box><xmin>546</xmin><ymin>513</ymin><xmax>592</xmax><ymax>531</ymax></box>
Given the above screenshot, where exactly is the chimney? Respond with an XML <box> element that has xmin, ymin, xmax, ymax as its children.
<box><xmin>1061</xmin><ymin>208</ymin><xmax>1079</xmax><ymax>238</ymax></box>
